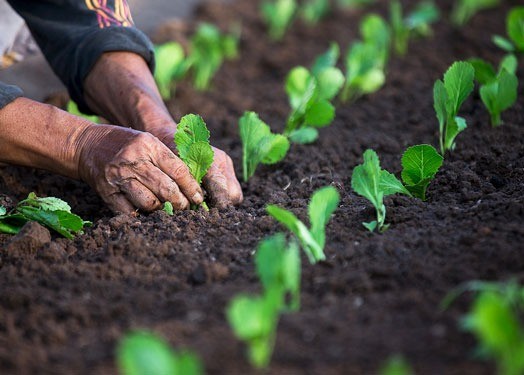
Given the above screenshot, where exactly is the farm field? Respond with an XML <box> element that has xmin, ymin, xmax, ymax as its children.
<box><xmin>1</xmin><ymin>0</ymin><xmax>523</xmax><ymax>374</ymax></box>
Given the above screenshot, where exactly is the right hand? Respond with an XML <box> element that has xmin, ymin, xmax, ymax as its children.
<box><xmin>76</xmin><ymin>124</ymin><xmax>204</xmax><ymax>214</ymax></box>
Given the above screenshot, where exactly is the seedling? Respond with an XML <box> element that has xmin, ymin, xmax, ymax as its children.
<box><xmin>67</xmin><ymin>101</ymin><xmax>99</xmax><ymax>123</ymax></box>
<box><xmin>390</xmin><ymin>1</ymin><xmax>440</xmax><ymax>56</ymax></box>
<box><xmin>162</xmin><ymin>202</ymin><xmax>174</xmax><ymax>216</ymax></box>
<box><xmin>468</xmin><ymin>55</ymin><xmax>517</xmax><ymax>85</ymax></box>
<box><xmin>380</xmin><ymin>355</ymin><xmax>413</xmax><ymax>375</ymax></box>
<box><xmin>239</xmin><ymin>111</ymin><xmax>290</xmax><ymax>182</ymax></box>
<box><xmin>117</xmin><ymin>331</ymin><xmax>202</xmax><ymax>375</ymax></box>
<box><xmin>266</xmin><ymin>186</ymin><xmax>340</xmax><ymax>263</ymax></box>
<box><xmin>360</xmin><ymin>14</ymin><xmax>391</xmax><ymax>66</ymax></box>
<box><xmin>284</xmin><ymin>47</ymin><xmax>344</xmax><ymax>144</ymax></box>
<box><xmin>479</xmin><ymin>69</ymin><xmax>519</xmax><ymax>127</ymax></box>
<box><xmin>0</xmin><ymin>192</ymin><xmax>91</xmax><ymax>239</ymax></box>
<box><xmin>351</xmin><ymin>149</ymin><xmax>410</xmax><ymax>233</ymax></box>
<box><xmin>255</xmin><ymin>233</ymin><xmax>301</xmax><ymax>311</ymax></box>
<box><xmin>493</xmin><ymin>6</ymin><xmax>524</xmax><ymax>53</ymax></box>
<box><xmin>174</xmin><ymin>114</ymin><xmax>214</xmax><ymax>209</ymax></box>
<box><xmin>188</xmin><ymin>23</ymin><xmax>239</xmax><ymax>90</ymax></box>
<box><xmin>154</xmin><ymin>42</ymin><xmax>189</xmax><ymax>99</ymax></box>
<box><xmin>451</xmin><ymin>0</ymin><xmax>499</xmax><ymax>26</ymax></box>
<box><xmin>433</xmin><ymin>61</ymin><xmax>475</xmax><ymax>154</ymax></box>
<box><xmin>401</xmin><ymin>144</ymin><xmax>443</xmax><ymax>201</ymax></box>
<box><xmin>301</xmin><ymin>0</ymin><xmax>330</xmax><ymax>25</ymax></box>
<box><xmin>261</xmin><ymin>0</ymin><xmax>298</xmax><ymax>41</ymax></box>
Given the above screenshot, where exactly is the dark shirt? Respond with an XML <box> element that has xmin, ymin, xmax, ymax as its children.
<box><xmin>0</xmin><ymin>0</ymin><xmax>155</xmax><ymax>113</ymax></box>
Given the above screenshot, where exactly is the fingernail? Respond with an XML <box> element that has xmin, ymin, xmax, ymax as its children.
<box><xmin>192</xmin><ymin>192</ymin><xmax>204</xmax><ymax>203</ymax></box>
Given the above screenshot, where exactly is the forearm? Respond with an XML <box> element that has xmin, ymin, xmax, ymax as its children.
<box><xmin>84</xmin><ymin>51</ymin><xmax>175</xmax><ymax>139</ymax></box>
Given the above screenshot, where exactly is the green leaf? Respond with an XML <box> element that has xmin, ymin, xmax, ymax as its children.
<box><xmin>154</xmin><ymin>42</ymin><xmax>188</xmax><ymax>99</ymax></box>
<box><xmin>468</xmin><ymin>58</ymin><xmax>497</xmax><ymax>85</ymax></box>
<box><xmin>261</xmin><ymin>0</ymin><xmax>298</xmax><ymax>40</ymax></box>
<box><xmin>401</xmin><ymin>144</ymin><xmax>443</xmax><ymax>200</ymax></box>
<box><xmin>301</xmin><ymin>0</ymin><xmax>330</xmax><ymax>24</ymax></box>
<box><xmin>433</xmin><ymin>79</ymin><xmax>447</xmax><ymax>131</ymax></box>
<box><xmin>380</xmin><ymin>170</ymin><xmax>411</xmax><ymax>197</ymax></box>
<box><xmin>360</xmin><ymin>14</ymin><xmax>390</xmax><ymax>66</ymax></box>
<box><xmin>451</xmin><ymin>0</ymin><xmax>499</xmax><ymax>26</ymax></box>
<box><xmin>480</xmin><ymin>69</ymin><xmax>518</xmax><ymax>127</ymax></box>
<box><xmin>19</xmin><ymin>192</ymin><xmax>72</xmax><ymax>212</ymax></box>
<box><xmin>493</xmin><ymin>35</ymin><xmax>516</xmax><ymax>53</ymax></box>
<box><xmin>287</xmin><ymin>127</ymin><xmax>319</xmax><ymax>144</ymax></box>
<box><xmin>17</xmin><ymin>207</ymin><xmax>88</xmax><ymax>239</ymax></box>
<box><xmin>308</xmin><ymin>186</ymin><xmax>340</xmax><ymax>250</ymax></box>
<box><xmin>0</xmin><ymin>206</ymin><xmax>6</xmax><ymax>216</ymax></box>
<box><xmin>380</xmin><ymin>355</ymin><xmax>413</xmax><ymax>375</ymax></box>
<box><xmin>316</xmin><ymin>67</ymin><xmax>345</xmax><ymax>101</ymax></box>
<box><xmin>311</xmin><ymin>42</ymin><xmax>340</xmax><ymax>76</ymax></box>
<box><xmin>305</xmin><ymin>99</ymin><xmax>335</xmax><ymax>127</ymax></box>
<box><xmin>184</xmin><ymin>142</ymin><xmax>214</xmax><ymax>184</ymax></box>
<box><xmin>0</xmin><ymin>213</ymin><xmax>27</xmax><ymax>235</ymax></box>
<box><xmin>443</xmin><ymin>61</ymin><xmax>475</xmax><ymax>116</ymax></box>
<box><xmin>507</xmin><ymin>6</ymin><xmax>524</xmax><ymax>51</ymax></box>
<box><xmin>406</xmin><ymin>2</ymin><xmax>440</xmax><ymax>31</ymax></box>
<box><xmin>285</xmin><ymin>67</ymin><xmax>315</xmax><ymax>110</ymax></box>
<box><xmin>499</xmin><ymin>54</ymin><xmax>518</xmax><ymax>76</ymax></box>
<box><xmin>163</xmin><ymin>202</ymin><xmax>174</xmax><ymax>216</ymax></box>
<box><xmin>175</xmin><ymin>114</ymin><xmax>211</xmax><ymax>160</ymax></box>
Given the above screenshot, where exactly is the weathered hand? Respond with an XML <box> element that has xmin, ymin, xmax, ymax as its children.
<box><xmin>77</xmin><ymin>125</ymin><xmax>203</xmax><ymax>214</ymax></box>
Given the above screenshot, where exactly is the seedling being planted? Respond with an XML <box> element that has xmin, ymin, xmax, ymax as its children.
<box><xmin>117</xmin><ymin>331</ymin><xmax>203</xmax><ymax>375</ymax></box>
<box><xmin>493</xmin><ymin>6</ymin><xmax>524</xmax><ymax>54</ymax></box>
<box><xmin>389</xmin><ymin>1</ymin><xmax>440</xmax><ymax>56</ymax></box>
<box><xmin>266</xmin><ymin>186</ymin><xmax>340</xmax><ymax>263</ymax></box>
<box><xmin>154</xmin><ymin>42</ymin><xmax>189</xmax><ymax>99</ymax></box>
<box><xmin>255</xmin><ymin>233</ymin><xmax>301</xmax><ymax>312</ymax></box>
<box><xmin>174</xmin><ymin>114</ymin><xmax>214</xmax><ymax>209</ymax></box>
<box><xmin>239</xmin><ymin>111</ymin><xmax>290</xmax><ymax>182</ymax></box>
<box><xmin>351</xmin><ymin>149</ymin><xmax>410</xmax><ymax>233</ymax></box>
<box><xmin>401</xmin><ymin>144</ymin><xmax>443</xmax><ymax>201</ymax></box>
<box><xmin>188</xmin><ymin>23</ymin><xmax>239</xmax><ymax>90</ymax></box>
<box><xmin>261</xmin><ymin>0</ymin><xmax>298</xmax><ymax>41</ymax></box>
<box><xmin>0</xmin><ymin>193</ymin><xmax>91</xmax><ymax>239</ymax></box>
<box><xmin>433</xmin><ymin>61</ymin><xmax>475</xmax><ymax>154</ymax></box>
<box><xmin>300</xmin><ymin>0</ymin><xmax>330</xmax><ymax>25</ymax></box>
<box><xmin>451</xmin><ymin>0</ymin><xmax>499</xmax><ymax>26</ymax></box>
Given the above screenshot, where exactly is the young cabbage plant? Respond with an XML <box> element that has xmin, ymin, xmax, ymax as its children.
<box><xmin>493</xmin><ymin>6</ymin><xmax>524</xmax><ymax>54</ymax></box>
<box><xmin>67</xmin><ymin>101</ymin><xmax>99</xmax><ymax>123</ymax></box>
<box><xmin>284</xmin><ymin>62</ymin><xmax>344</xmax><ymax>144</ymax></box>
<box><xmin>117</xmin><ymin>331</ymin><xmax>203</xmax><ymax>375</ymax></box>
<box><xmin>479</xmin><ymin>69</ymin><xmax>519</xmax><ymax>127</ymax></box>
<box><xmin>261</xmin><ymin>0</ymin><xmax>298</xmax><ymax>41</ymax></box>
<box><xmin>174</xmin><ymin>114</ymin><xmax>214</xmax><ymax>209</ymax></box>
<box><xmin>360</xmin><ymin>14</ymin><xmax>391</xmax><ymax>66</ymax></box>
<box><xmin>154</xmin><ymin>42</ymin><xmax>189</xmax><ymax>99</ymax></box>
<box><xmin>380</xmin><ymin>355</ymin><xmax>413</xmax><ymax>375</ymax></box>
<box><xmin>433</xmin><ymin>61</ymin><xmax>475</xmax><ymax>154</ymax></box>
<box><xmin>351</xmin><ymin>149</ymin><xmax>410</xmax><ymax>233</ymax></box>
<box><xmin>239</xmin><ymin>111</ymin><xmax>290</xmax><ymax>182</ymax></box>
<box><xmin>401</xmin><ymin>144</ymin><xmax>443</xmax><ymax>201</ymax></box>
<box><xmin>188</xmin><ymin>23</ymin><xmax>239</xmax><ymax>90</ymax></box>
<box><xmin>266</xmin><ymin>186</ymin><xmax>340</xmax><ymax>263</ymax></box>
<box><xmin>389</xmin><ymin>1</ymin><xmax>440</xmax><ymax>56</ymax></box>
<box><xmin>300</xmin><ymin>0</ymin><xmax>330</xmax><ymax>25</ymax></box>
<box><xmin>451</xmin><ymin>0</ymin><xmax>499</xmax><ymax>26</ymax></box>
<box><xmin>468</xmin><ymin>54</ymin><xmax>518</xmax><ymax>86</ymax></box>
<box><xmin>256</xmin><ymin>233</ymin><xmax>301</xmax><ymax>312</ymax></box>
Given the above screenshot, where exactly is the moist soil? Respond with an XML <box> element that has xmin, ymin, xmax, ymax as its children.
<box><xmin>1</xmin><ymin>1</ymin><xmax>524</xmax><ymax>374</ymax></box>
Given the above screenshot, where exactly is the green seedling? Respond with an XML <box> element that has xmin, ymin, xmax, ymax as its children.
<box><xmin>351</xmin><ymin>149</ymin><xmax>410</xmax><ymax>233</ymax></box>
<box><xmin>360</xmin><ymin>14</ymin><xmax>391</xmax><ymax>66</ymax></box>
<box><xmin>0</xmin><ymin>192</ymin><xmax>91</xmax><ymax>239</ymax></box>
<box><xmin>301</xmin><ymin>0</ymin><xmax>330</xmax><ymax>25</ymax></box>
<box><xmin>284</xmin><ymin>46</ymin><xmax>345</xmax><ymax>144</ymax></box>
<box><xmin>401</xmin><ymin>144</ymin><xmax>443</xmax><ymax>201</ymax></box>
<box><xmin>239</xmin><ymin>111</ymin><xmax>290</xmax><ymax>182</ymax></box>
<box><xmin>261</xmin><ymin>0</ymin><xmax>298</xmax><ymax>41</ymax></box>
<box><xmin>468</xmin><ymin>55</ymin><xmax>518</xmax><ymax>85</ymax></box>
<box><xmin>390</xmin><ymin>1</ymin><xmax>440</xmax><ymax>56</ymax></box>
<box><xmin>380</xmin><ymin>355</ymin><xmax>413</xmax><ymax>375</ymax></box>
<box><xmin>266</xmin><ymin>186</ymin><xmax>340</xmax><ymax>263</ymax></box>
<box><xmin>117</xmin><ymin>331</ymin><xmax>202</xmax><ymax>375</ymax></box>
<box><xmin>451</xmin><ymin>0</ymin><xmax>499</xmax><ymax>26</ymax></box>
<box><xmin>188</xmin><ymin>23</ymin><xmax>239</xmax><ymax>90</ymax></box>
<box><xmin>479</xmin><ymin>69</ymin><xmax>519</xmax><ymax>127</ymax></box>
<box><xmin>154</xmin><ymin>42</ymin><xmax>189</xmax><ymax>99</ymax></box>
<box><xmin>336</xmin><ymin>0</ymin><xmax>374</xmax><ymax>9</ymax></box>
<box><xmin>256</xmin><ymin>233</ymin><xmax>301</xmax><ymax>312</ymax></box>
<box><xmin>493</xmin><ymin>6</ymin><xmax>524</xmax><ymax>54</ymax></box>
<box><xmin>227</xmin><ymin>291</ymin><xmax>281</xmax><ymax>369</ymax></box>
<box><xmin>433</xmin><ymin>61</ymin><xmax>475</xmax><ymax>154</ymax></box>
<box><xmin>162</xmin><ymin>202</ymin><xmax>174</xmax><ymax>216</ymax></box>
<box><xmin>174</xmin><ymin>114</ymin><xmax>214</xmax><ymax>209</ymax></box>
<box><xmin>67</xmin><ymin>101</ymin><xmax>99</xmax><ymax>123</ymax></box>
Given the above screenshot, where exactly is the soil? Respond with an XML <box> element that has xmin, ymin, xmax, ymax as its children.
<box><xmin>1</xmin><ymin>0</ymin><xmax>524</xmax><ymax>374</ymax></box>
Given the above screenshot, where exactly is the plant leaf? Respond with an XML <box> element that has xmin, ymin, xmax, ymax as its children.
<box><xmin>480</xmin><ymin>69</ymin><xmax>518</xmax><ymax>127</ymax></box>
<box><xmin>468</xmin><ymin>58</ymin><xmax>497</xmax><ymax>85</ymax></box>
<box><xmin>175</xmin><ymin>114</ymin><xmax>211</xmax><ymax>160</ymax></box>
<box><xmin>401</xmin><ymin>144</ymin><xmax>443</xmax><ymax>200</ymax></box>
<box><xmin>507</xmin><ymin>6</ymin><xmax>524</xmax><ymax>51</ymax></box>
<box><xmin>316</xmin><ymin>67</ymin><xmax>345</xmax><ymax>101</ymax></box>
<box><xmin>184</xmin><ymin>142</ymin><xmax>214</xmax><ymax>184</ymax></box>
<box><xmin>311</xmin><ymin>42</ymin><xmax>340</xmax><ymax>76</ymax></box>
<box><xmin>443</xmin><ymin>61</ymin><xmax>475</xmax><ymax>116</ymax></box>
<box><xmin>308</xmin><ymin>186</ymin><xmax>340</xmax><ymax>250</ymax></box>
<box><xmin>380</xmin><ymin>170</ymin><xmax>411</xmax><ymax>196</ymax></box>
<box><xmin>305</xmin><ymin>99</ymin><xmax>335</xmax><ymax>127</ymax></box>
<box><xmin>154</xmin><ymin>42</ymin><xmax>187</xmax><ymax>99</ymax></box>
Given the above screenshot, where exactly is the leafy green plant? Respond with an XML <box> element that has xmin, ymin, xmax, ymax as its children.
<box><xmin>284</xmin><ymin>46</ymin><xmax>345</xmax><ymax>144</ymax></box>
<box><xmin>380</xmin><ymin>355</ymin><xmax>413</xmax><ymax>375</ymax></box>
<box><xmin>255</xmin><ymin>233</ymin><xmax>301</xmax><ymax>311</ymax></box>
<box><xmin>174</xmin><ymin>114</ymin><xmax>214</xmax><ymax>209</ymax></box>
<box><xmin>154</xmin><ymin>42</ymin><xmax>189</xmax><ymax>99</ymax></box>
<box><xmin>469</xmin><ymin>55</ymin><xmax>518</xmax><ymax>86</ymax></box>
<box><xmin>433</xmin><ymin>61</ymin><xmax>475</xmax><ymax>154</ymax></box>
<box><xmin>390</xmin><ymin>1</ymin><xmax>440</xmax><ymax>56</ymax></box>
<box><xmin>266</xmin><ymin>186</ymin><xmax>340</xmax><ymax>263</ymax></box>
<box><xmin>351</xmin><ymin>149</ymin><xmax>410</xmax><ymax>233</ymax></box>
<box><xmin>493</xmin><ymin>6</ymin><xmax>524</xmax><ymax>54</ymax></box>
<box><xmin>401</xmin><ymin>144</ymin><xmax>443</xmax><ymax>200</ymax></box>
<box><xmin>0</xmin><ymin>192</ymin><xmax>91</xmax><ymax>239</ymax></box>
<box><xmin>162</xmin><ymin>202</ymin><xmax>174</xmax><ymax>216</ymax></box>
<box><xmin>261</xmin><ymin>0</ymin><xmax>298</xmax><ymax>41</ymax></box>
<box><xmin>117</xmin><ymin>331</ymin><xmax>202</xmax><ymax>375</ymax></box>
<box><xmin>188</xmin><ymin>23</ymin><xmax>239</xmax><ymax>90</ymax></box>
<box><xmin>451</xmin><ymin>0</ymin><xmax>499</xmax><ymax>26</ymax></box>
<box><xmin>239</xmin><ymin>111</ymin><xmax>290</xmax><ymax>182</ymax></box>
<box><xmin>301</xmin><ymin>0</ymin><xmax>330</xmax><ymax>24</ymax></box>
<box><xmin>67</xmin><ymin>101</ymin><xmax>99</xmax><ymax>123</ymax></box>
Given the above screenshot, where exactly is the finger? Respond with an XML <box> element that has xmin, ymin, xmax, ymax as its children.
<box><xmin>118</xmin><ymin>178</ymin><xmax>162</xmax><ymax>212</ymax></box>
<box><xmin>104</xmin><ymin>192</ymin><xmax>136</xmax><ymax>215</ymax></box>
<box><xmin>224</xmin><ymin>155</ymin><xmax>243</xmax><ymax>205</ymax></box>
<box><xmin>155</xmin><ymin>152</ymin><xmax>203</xmax><ymax>205</ymax></box>
<box><xmin>203</xmin><ymin>164</ymin><xmax>230</xmax><ymax>209</ymax></box>
<box><xmin>134</xmin><ymin>166</ymin><xmax>190</xmax><ymax>210</ymax></box>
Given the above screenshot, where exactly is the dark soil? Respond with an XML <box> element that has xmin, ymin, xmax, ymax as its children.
<box><xmin>1</xmin><ymin>0</ymin><xmax>524</xmax><ymax>374</ymax></box>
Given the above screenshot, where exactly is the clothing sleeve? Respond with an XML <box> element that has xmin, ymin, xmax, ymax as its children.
<box><xmin>0</xmin><ymin>82</ymin><xmax>23</xmax><ymax>110</ymax></box>
<box><xmin>6</xmin><ymin>0</ymin><xmax>155</xmax><ymax>114</ymax></box>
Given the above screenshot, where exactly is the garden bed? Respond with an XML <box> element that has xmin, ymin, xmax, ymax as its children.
<box><xmin>1</xmin><ymin>0</ymin><xmax>523</xmax><ymax>373</ymax></box>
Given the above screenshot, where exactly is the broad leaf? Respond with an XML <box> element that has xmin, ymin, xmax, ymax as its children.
<box><xmin>305</xmin><ymin>100</ymin><xmax>335</xmax><ymax>127</ymax></box>
<box><xmin>285</xmin><ymin>67</ymin><xmax>315</xmax><ymax>110</ymax></box>
<box><xmin>184</xmin><ymin>142</ymin><xmax>214</xmax><ymax>184</ymax></box>
<box><xmin>480</xmin><ymin>69</ymin><xmax>518</xmax><ymax>127</ymax></box>
<box><xmin>507</xmin><ymin>6</ymin><xmax>524</xmax><ymax>51</ymax></box>
<box><xmin>380</xmin><ymin>170</ymin><xmax>411</xmax><ymax>196</ymax></box>
<box><xmin>316</xmin><ymin>67</ymin><xmax>345</xmax><ymax>101</ymax></box>
<box><xmin>443</xmin><ymin>61</ymin><xmax>475</xmax><ymax>116</ymax></box>
<box><xmin>308</xmin><ymin>186</ymin><xmax>340</xmax><ymax>250</ymax></box>
<box><xmin>287</xmin><ymin>127</ymin><xmax>319</xmax><ymax>144</ymax></box>
<box><xmin>175</xmin><ymin>114</ymin><xmax>211</xmax><ymax>159</ymax></box>
<box><xmin>311</xmin><ymin>42</ymin><xmax>340</xmax><ymax>76</ymax></box>
<box><xmin>401</xmin><ymin>144</ymin><xmax>443</xmax><ymax>200</ymax></box>
<box><xmin>154</xmin><ymin>42</ymin><xmax>187</xmax><ymax>99</ymax></box>
<box><xmin>468</xmin><ymin>58</ymin><xmax>497</xmax><ymax>85</ymax></box>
